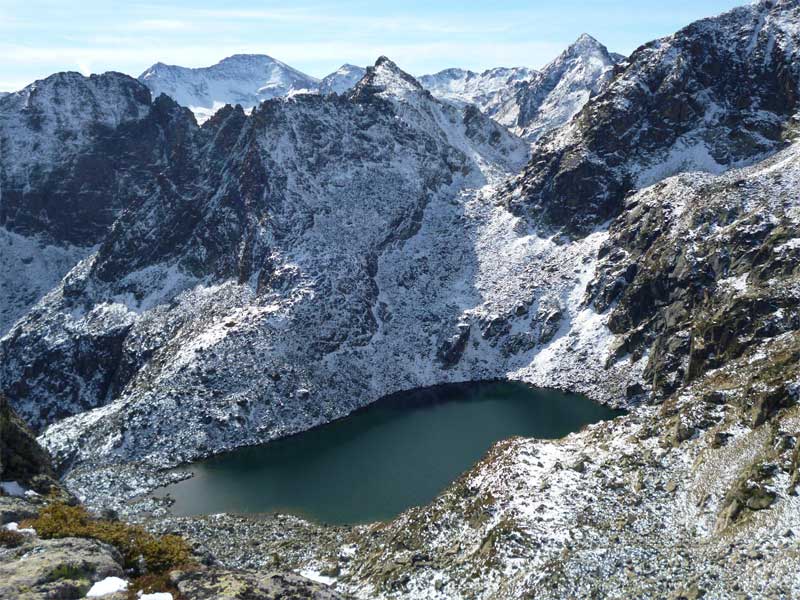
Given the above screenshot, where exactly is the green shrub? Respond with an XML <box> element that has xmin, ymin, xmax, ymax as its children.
<box><xmin>23</xmin><ymin>503</ymin><xmax>193</xmax><ymax>575</ymax></box>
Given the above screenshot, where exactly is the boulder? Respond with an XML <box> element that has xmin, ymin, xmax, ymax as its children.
<box><xmin>170</xmin><ymin>568</ymin><xmax>349</xmax><ymax>599</ymax></box>
<box><xmin>0</xmin><ymin>536</ymin><xmax>125</xmax><ymax>600</ymax></box>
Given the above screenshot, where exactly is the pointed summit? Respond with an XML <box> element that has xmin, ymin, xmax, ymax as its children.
<box><xmin>563</xmin><ymin>33</ymin><xmax>611</xmax><ymax>58</ymax></box>
<box><xmin>352</xmin><ymin>56</ymin><xmax>425</xmax><ymax>100</ymax></box>
<box><xmin>505</xmin><ymin>34</ymin><xmax>621</xmax><ymax>141</ymax></box>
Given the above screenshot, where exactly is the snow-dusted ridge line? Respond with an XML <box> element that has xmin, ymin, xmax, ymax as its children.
<box><xmin>134</xmin><ymin>34</ymin><xmax>624</xmax><ymax>133</ymax></box>
<box><xmin>139</xmin><ymin>54</ymin><xmax>320</xmax><ymax>124</ymax></box>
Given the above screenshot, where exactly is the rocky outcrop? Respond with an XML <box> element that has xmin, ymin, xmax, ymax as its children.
<box><xmin>170</xmin><ymin>568</ymin><xmax>349</xmax><ymax>599</ymax></box>
<box><xmin>0</xmin><ymin>497</ymin><xmax>348</xmax><ymax>600</ymax></box>
<box><xmin>0</xmin><ymin>536</ymin><xmax>125</xmax><ymax>600</ymax></box>
<box><xmin>0</xmin><ymin>394</ymin><xmax>58</xmax><ymax>493</ymax></box>
<box><xmin>589</xmin><ymin>142</ymin><xmax>800</xmax><ymax>402</ymax></box>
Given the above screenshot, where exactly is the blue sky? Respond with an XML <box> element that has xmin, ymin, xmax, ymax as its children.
<box><xmin>1</xmin><ymin>0</ymin><xmax>746</xmax><ymax>92</ymax></box>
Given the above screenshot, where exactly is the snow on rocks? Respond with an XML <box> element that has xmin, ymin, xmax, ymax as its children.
<box><xmin>498</xmin><ymin>34</ymin><xmax>622</xmax><ymax>142</ymax></box>
<box><xmin>3</xmin><ymin>521</ymin><xmax>36</xmax><ymax>535</ymax></box>
<box><xmin>137</xmin><ymin>593</ymin><xmax>172</xmax><ymax>600</ymax></box>
<box><xmin>419</xmin><ymin>66</ymin><xmax>536</xmax><ymax>120</ymax></box>
<box><xmin>86</xmin><ymin>576</ymin><xmax>129</xmax><ymax>597</ymax></box>
<box><xmin>318</xmin><ymin>64</ymin><xmax>367</xmax><ymax>96</ymax></box>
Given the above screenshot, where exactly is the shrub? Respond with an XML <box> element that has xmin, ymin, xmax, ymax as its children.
<box><xmin>23</xmin><ymin>503</ymin><xmax>193</xmax><ymax>575</ymax></box>
<box><xmin>0</xmin><ymin>528</ymin><xmax>25</xmax><ymax>548</ymax></box>
<box><xmin>126</xmin><ymin>573</ymin><xmax>182</xmax><ymax>600</ymax></box>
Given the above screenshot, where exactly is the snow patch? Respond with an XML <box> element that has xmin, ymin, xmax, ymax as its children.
<box><xmin>86</xmin><ymin>577</ymin><xmax>129</xmax><ymax>597</ymax></box>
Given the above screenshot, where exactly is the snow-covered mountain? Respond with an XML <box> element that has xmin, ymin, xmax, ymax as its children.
<box><xmin>0</xmin><ymin>72</ymin><xmax>154</xmax><ymax>334</ymax></box>
<box><xmin>4</xmin><ymin>58</ymin><xmax>534</xmax><ymax>465</ymax></box>
<box><xmin>416</xmin><ymin>36</ymin><xmax>623</xmax><ymax>142</ymax></box>
<box><xmin>2</xmin><ymin>2</ymin><xmax>800</xmax><ymax>597</ymax></box>
<box><xmin>505</xmin><ymin>0</ymin><xmax>800</xmax><ymax>235</ymax></box>
<box><xmin>497</xmin><ymin>34</ymin><xmax>623</xmax><ymax>141</ymax></box>
<box><xmin>138</xmin><ymin>54</ymin><xmax>319</xmax><ymax>123</ymax></box>
<box><xmin>318</xmin><ymin>64</ymin><xmax>366</xmax><ymax>95</ymax></box>
<box><xmin>418</xmin><ymin>66</ymin><xmax>536</xmax><ymax>117</ymax></box>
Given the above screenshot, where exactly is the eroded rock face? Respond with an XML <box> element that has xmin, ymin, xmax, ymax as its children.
<box><xmin>504</xmin><ymin>0</ymin><xmax>800</xmax><ymax>235</ymax></box>
<box><xmin>589</xmin><ymin>142</ymin><xmax>800</xmax><ymax>403</ymax></box>
<box><xmin>0</xmin><ymin>394</ymin><xmax>57</xmax><ymax>492</ymax></box>
<box><xmin>0</xmin><ymin>74</ymin><xmax>194</xmax><ymax>334</ymax></box>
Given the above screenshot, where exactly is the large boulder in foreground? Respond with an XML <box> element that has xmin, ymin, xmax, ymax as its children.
<box><xmin>171</xmin><ymin>568</ymin><xmax>350</xmax><ymax>599</ymax></box>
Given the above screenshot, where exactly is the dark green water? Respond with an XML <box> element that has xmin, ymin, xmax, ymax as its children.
<box><xmin>157</xmin><ymin>381</ymin><xmax>620</xmax><ymax>525</ymax></box>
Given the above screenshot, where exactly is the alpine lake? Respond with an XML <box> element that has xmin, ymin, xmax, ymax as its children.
<box><xmin>155</xmin><ymin>381</ymin><xmax>621</xmax><ymax>525</ymax></box>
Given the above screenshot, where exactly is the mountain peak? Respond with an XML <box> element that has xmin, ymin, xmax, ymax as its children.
<box><xmin>216</xmin><ymin>54</ymin><xmax>279</xmax><ymax>67</ymax></box>
<box><xmin>137</xmin><ymin>54</ymin><xmax>318</xmax><ymax>123</ymax></box>
<box><xmin>357</xmin><ymin>56</ymin><xmax>424</xmax><ymax>97</ymax></box>
<box><xmin>565</xmin><ymin>33</ymin><xmax>609</xmax><ymax>57</ymax></box>
<box><xmin>374</xmin><ymin>55</ymin><xmax>396</xmax><ymax>68</ymax></box>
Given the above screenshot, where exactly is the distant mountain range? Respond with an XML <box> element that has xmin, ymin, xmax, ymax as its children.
<box><xmin>133</xmin><ymin>35</ymin><xmax>621</xmax><ymax>140</ymax></box>
<box><xmin>138</xmin><ymin>54</ymin><xmax>320</xmax><ymax>123</ymax></box>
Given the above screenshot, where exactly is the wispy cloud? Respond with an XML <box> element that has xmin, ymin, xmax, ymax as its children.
<box><xmin>0</xmin><ymin>0</ymin><xmax>744</xmax><ymax>92</ymax></box>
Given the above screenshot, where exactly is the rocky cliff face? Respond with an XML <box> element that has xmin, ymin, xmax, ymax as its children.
<box><xmin>0</xmin><ymin>73</ymin><xmax>183</xmax><ymax>334</ymax></box>
<box><xmin>505</xmin><ymin>0</ymin><xmax>800</xmax><ymax>235</ymax></box>
<box><xmin>0</xmin><ymin>72</ymin><xmax>152</xmax><ymax>243</ymax></box>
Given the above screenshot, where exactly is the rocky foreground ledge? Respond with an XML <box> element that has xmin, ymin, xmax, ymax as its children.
<box><xmin>0</xmin><ymin>393</ymin><xmax>348</xmax><ymax>600</ymax></box>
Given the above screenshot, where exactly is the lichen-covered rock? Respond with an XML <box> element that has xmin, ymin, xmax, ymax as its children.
<box><xmin>0</xmin><ymin>536</ymin><xmax>125</xmax><ymax>600</ymax></box>
<box><xmin>170</xmin><ymin>568</ymin><xmax>350</xmax><ymax>599</ymax></box>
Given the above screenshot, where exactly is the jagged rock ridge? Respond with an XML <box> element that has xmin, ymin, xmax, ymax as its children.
<box><xmin>504</xmin><ymin>0</ymin><xmax>800</xmax><ymax>235</ymax></box>
<box><xmin>418</xmin><ymin>66</ymin><xmax>536</xmax><ymax>119</ymax></box>
<box><xmin>497</xmin><ymin>34</ymin><xmax>623</xmax><ymax>141</ymax></box>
